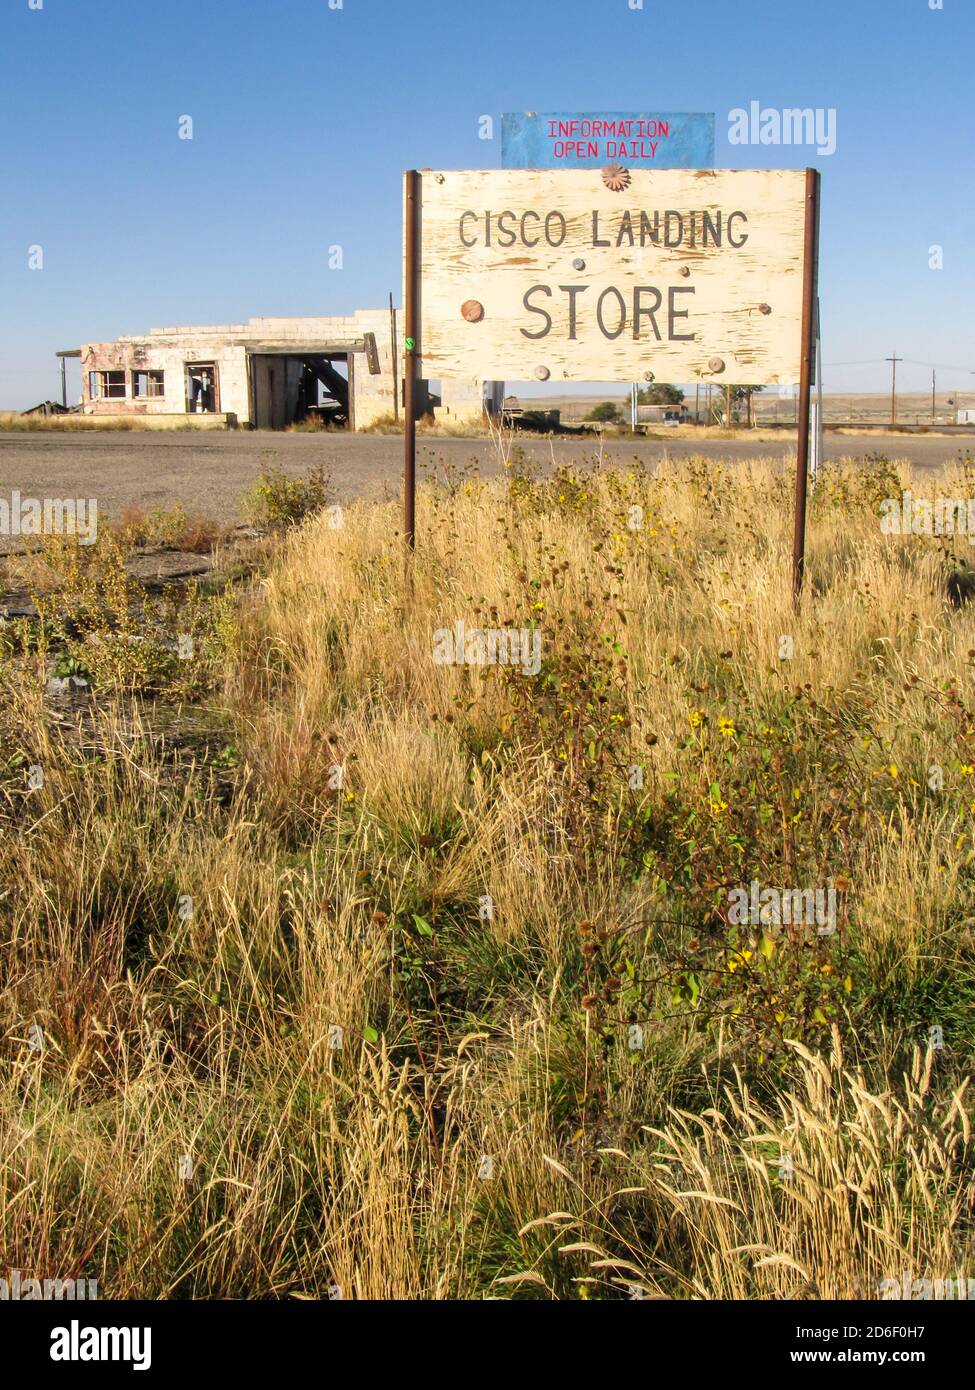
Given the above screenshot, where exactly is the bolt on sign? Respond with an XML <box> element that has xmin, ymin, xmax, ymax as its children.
<box><xmin>410</xmin><ymin>167</ymin><xmax>810</xmax><ymax>385</ymax></box>
<box><xmin>501</xmin><ymin>112</ymin><xmax>715</xmax><ymax>169</ymax></box>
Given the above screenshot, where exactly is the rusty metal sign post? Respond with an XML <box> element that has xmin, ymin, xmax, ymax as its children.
<box><xmin>403</xmin><ymin>166</ymin><xmax>820</xmax><ymax>600</ymax></box>
<box><xmin>792</xmin><ymin>169</ymin><xmax>821</xmax><ymax>606</ymax></box>
<box><xmin>403</xmin><ymin>169</ymin><xmax>420</xmax><ymax>572</ymax></box>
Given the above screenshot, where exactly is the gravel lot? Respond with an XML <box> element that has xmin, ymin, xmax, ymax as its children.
<box><xmin>0</xmin><ymin>429</ymin><xmax>969</xmax><ymax>529</ymax></box>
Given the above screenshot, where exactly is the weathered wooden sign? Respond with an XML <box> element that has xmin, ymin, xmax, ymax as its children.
<box><xmin>502</xmin><ymin>112</ymin><xmax>715</xmax><ymax>170</ymax></box>
<box><xmin>402</xmin><ymin>165</ymin><xmax>820</xmax><ymax>602</ymax></box>
<box><xmin>412</xmin><ymin>168</ymin><xmax>809</xmax><ymax>385</ymax></box>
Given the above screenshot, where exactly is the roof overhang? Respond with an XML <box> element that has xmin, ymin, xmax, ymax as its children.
<box><xmin>244</xmin><ymin>341</ymin><xmax>366</xmax><ymax>355</ymax></box>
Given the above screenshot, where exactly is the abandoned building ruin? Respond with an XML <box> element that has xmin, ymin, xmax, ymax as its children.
<box><xmin>57</xmin><ymin>311</ymin><xmax>500</xmax><ymax>431</ymax></box>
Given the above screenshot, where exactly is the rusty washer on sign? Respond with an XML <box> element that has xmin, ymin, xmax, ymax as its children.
<box><xmin>643</xmin><ymin>372</ymin><xmax>655</xmax><ymax>383</ymax></box>
<box><xmin>708</xmin><ymin>357</ymin><xmax>726</xmax><ymax>374</ymax></box>
<box><xmin>534</xmin><ymin>365</ymin><xmax>550</xmax><ymax>381</ymax></box>
<box><xmin>679</xmin><ymin>266</ymin><xmax>691</xmax><ymax>278</ymax></box>
<box><xmin>758</xmin><ymin>302</ymin><xmax>772</xmax><ymax>315</ymax></box>
<box><xmin>602</xmin><ymin>164</ymin><xmax>631</xmax><ymax>193</ymax></box>
<box><xmin>461</xmin><ymin>299</ymin><xmax>484</xmax><ymax>323</ymax></box>
<box><xmin>572</xmin><ymin>258</ymin><xmax>586</xmax><ymax>271</ymax></box>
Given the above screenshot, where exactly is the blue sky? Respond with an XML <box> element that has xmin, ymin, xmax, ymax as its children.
<box><xmin>1</xmin><ymin>0</ymin><xmax>972</xmax><ymax>408</ymax></box>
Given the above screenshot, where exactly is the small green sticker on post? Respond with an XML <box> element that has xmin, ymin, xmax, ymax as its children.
<box><xmin>405</xmin><ymin>337</ymin><xmax>415</xmax><ymax>352</ymax></box>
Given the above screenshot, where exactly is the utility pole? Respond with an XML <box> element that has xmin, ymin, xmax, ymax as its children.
<box><xmin>886</xmin><ymin>352</ymin><xmax>902</xmax><ymax>426</ymax></box>
<box><xmin>931</xmin><ymin>368</ymin><xmax>936</xmax><ymax>425</ymax></box>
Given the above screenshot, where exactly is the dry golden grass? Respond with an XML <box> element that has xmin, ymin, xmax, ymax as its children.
<box><xmin>1</xmin><ymin>447</ymin><xmax>973</xmax><ymax>1298</ymax></box>
<box><xmin>547</xmin><ymin>1035</ymin><xmax>973</xmax><ymax>1300</ymax></box>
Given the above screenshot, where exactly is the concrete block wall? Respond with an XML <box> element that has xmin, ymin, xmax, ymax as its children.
<box><xmin>435</xmin><ymin>378</ymin><xmax>504</xmax><ymax>425</ymax></box>
<box><xmin>349</xmin><ymin>308</ymin><xmax>398</xmax><ymax>427</ymax></box>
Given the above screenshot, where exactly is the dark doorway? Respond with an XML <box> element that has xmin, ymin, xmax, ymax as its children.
<box><xmin>248</xmin><ymin>352</ymin><xmax>353</xmax><ymax>430</ymax></box>
<box><xmin>186</xmin><ymin>363</ymin><xmax>219</xmax><ymax>414</ymax></box>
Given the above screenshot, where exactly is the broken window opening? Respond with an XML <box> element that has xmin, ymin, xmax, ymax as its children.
<box><xmin>89</xmin><ymin>370</ymin><xmax>126</xmax><ymax>400</ymax></box>
<box><xmin>132</xmin><ymin>370</ymin><xmax>165</xmax><ymax>399</ymax></box>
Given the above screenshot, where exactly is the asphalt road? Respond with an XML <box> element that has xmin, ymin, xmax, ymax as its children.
<box><xmin>0</xmin><ymin>429</ymin><xmax>970</xmax><ymax>528</ymax></box>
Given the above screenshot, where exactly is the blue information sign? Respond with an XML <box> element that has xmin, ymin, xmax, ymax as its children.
<box><xmin>501</xmin><ymin>111</ymin><xmax>714</xmax><ymax>170</ymax></box>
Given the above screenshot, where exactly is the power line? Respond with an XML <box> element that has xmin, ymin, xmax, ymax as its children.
<box><xmin>901</xmin><ymin>359</ymin><xmax>975</xmax><ymax>374</ymax></box>
<box><xmin>823</xmin><ymin>358</ymin><xmax>973</xmax><ymax>375</ymax></box>
<box><xmin>823</xmin><ymin>357</ymin><xmax>975</xmax><ymax>373</ymax></box>
<box><xmin>823</xmin><ymin>358</ymin><xmax>887</xmax><ymax>368</ymax></box>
